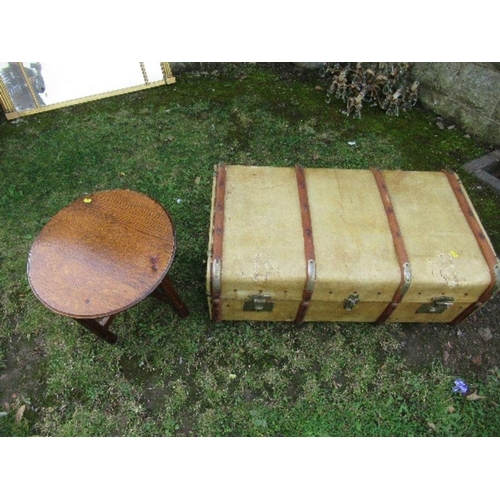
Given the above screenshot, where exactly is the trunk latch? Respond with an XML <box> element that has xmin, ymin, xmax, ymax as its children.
<box><xmin>416</xmin><ymin>296</ymin><xmax>455</xmax><ymax>314</ymax></box>
<box><xmin>243</xmin><ymin>294</ymin><xmax>274</xmax><ymax>312</ymax></box>
<box><xmin>344</xmin><ymin>292</ymin><xmax>360</xmax><ymax>311</ymax></box>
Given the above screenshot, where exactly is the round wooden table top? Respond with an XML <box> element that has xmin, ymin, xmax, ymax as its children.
<box><xmin>28</xmin><ymin>189</ymin><xmax>176</xmax><ymax>319</ymax></box>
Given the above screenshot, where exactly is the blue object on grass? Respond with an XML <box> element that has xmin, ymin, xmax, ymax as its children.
<box><xmin>452</xmin><ymin>379</ymin><xmax>469</xmax><ymax>395</ymax></box>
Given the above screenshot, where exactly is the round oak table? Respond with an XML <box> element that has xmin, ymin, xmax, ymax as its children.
<box><xmin>27</xmin><ymin>189</ymin><xmax>189</xmax><ymax>344</ymax></box>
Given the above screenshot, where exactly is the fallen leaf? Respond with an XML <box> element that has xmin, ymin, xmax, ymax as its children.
<box><xmin>443</xmin><ymin>350</ymin><xmax>450</xmax><ymax>363</ymax></box>
<box><xmin>312</xmin><ymin>154</ymin><xmax>320</xmax><ymax>161</ymax></box>
<box><xmin>427</xmin><ymin>422</ymin><xmax>437</xmax><ymax>432</ymax></box>
<box><xmin>447</xmin><ymin>405</ymin><xmax>455</xmax><ymax>414</ymax></box>
<box><xmin>472</xmin><ymin>355</ymin><xmax>482</xmax><ymax>366</ymax></box>
<box><xmin>466</xmin><ymin>391</ymin><xmax>485</xmax><ymax>401</ymax></box>
<box><xmin>315</xmin><ymin>86</ymin><xmax>323</xmax><ymax>91</ymax></box>
<box><xmin>195</xmin><ymin>176</ymin><xmax>201</xmax><ymax>185</ymax></box>
<box><xmin>15</xmin><ymin>404</ymin><xmax>26</xmax><ymax>423</ymax></box>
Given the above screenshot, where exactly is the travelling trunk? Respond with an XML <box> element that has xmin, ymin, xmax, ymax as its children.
<box><xmin>206</xmin><ymin>164</ymin><xmax>499</xmax><ymax>324</ymax></box>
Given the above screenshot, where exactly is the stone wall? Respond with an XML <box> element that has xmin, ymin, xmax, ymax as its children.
<box><xmin>297</xmin><ymin>62</ymin><xmax>500</xmax><ymax>146</ymax></box>
<box><xmin>411</xmin><ymin>63</ymin><xmax>500</xmax><ymax>146</ymax></box>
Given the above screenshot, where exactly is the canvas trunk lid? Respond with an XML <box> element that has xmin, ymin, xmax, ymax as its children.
<box><xmin>207</xmin><ymin>164</ymin><xmax>499</xmax><ymax>324</ymax></box>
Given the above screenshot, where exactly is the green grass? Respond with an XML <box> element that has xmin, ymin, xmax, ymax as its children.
<box><xmin>1</xmin><ymin>63</ymin><xmax>499</xmax><ymax>437</ymax></box>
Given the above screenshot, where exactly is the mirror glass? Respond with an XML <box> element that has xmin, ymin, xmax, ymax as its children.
<box><xmin>0</xmin><ymin>62</ymin><xmax>169</xmax><ymax>114</ymax></box>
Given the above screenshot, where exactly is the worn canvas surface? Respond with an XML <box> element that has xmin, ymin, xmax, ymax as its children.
<box><xmin>207</xmin><ymin>165</ymin><xmax>496</xmax><ymax>323</ymax></box>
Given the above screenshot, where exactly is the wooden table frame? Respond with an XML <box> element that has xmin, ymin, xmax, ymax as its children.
<box><xmin>75</xmin><ymin>275</ymin><xmax>189</xmax><ymax>344</ymax></box>
<box><xmin>28</xmin><ymin>189</ymin><xmax>189</xmax><ymax>344</ymax></box>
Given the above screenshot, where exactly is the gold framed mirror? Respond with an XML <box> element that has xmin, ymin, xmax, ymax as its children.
<box><xmin>0</xmin><ymin>62</ymin><xmax>175</xmax><ymax>120</ymax></box>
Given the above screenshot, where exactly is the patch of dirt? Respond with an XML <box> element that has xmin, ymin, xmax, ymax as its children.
<box><xmin>118</xmin><ymin>354</ymin><xmax>169</xmax><ymax>414</ymax></box>
<box><xmin>0</xmin><ymin>333</ymin><xmax>47</xmax><ymax>428</ymax></box>
<box><xmin>398</xmin><ymin>291</ymin><xmax>500</xmax><ymax>380</ymax></box>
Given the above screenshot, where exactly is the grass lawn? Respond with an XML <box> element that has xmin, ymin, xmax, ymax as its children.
<box><xmin>1</xmin><ymin>63</ymin><xmax>499</xmax><ymax>437</ymax></box>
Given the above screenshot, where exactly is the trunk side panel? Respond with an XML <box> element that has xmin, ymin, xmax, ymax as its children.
<box><xmin>222</xmin><ymin>166</ymin><xmax>305</xmax><ymax>302</ymax></box>
<box><xmin>306</xmin><ymin>168</ymin><xmax>401</xmax><ymax>303</ymax></box>
<box><xmin>307</xmin><ymin>300</ymin><xmax>391</xmax><ymax>322</ymax></box>
<box><xmin>383</xmin><ymin>171</ymin><xmax>491</xmax><ymax>304</ymax></box>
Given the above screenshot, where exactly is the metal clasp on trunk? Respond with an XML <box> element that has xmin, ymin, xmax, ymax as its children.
<box><xmin>212</xmin><ymin>259</ymin><xmax>221</xmax><ymax>293</ymax></box>
<box><xmin>344</xmin><ymin>292</ymin><xmax>360</xmax><ymax>311</ymax></box>
<box><xmin>243</xmin><ymin>294</ymin><xmax>274</xmax><ymax>312</ymax></box>
<box><xmin>402</xmin><ymin>262</ymin><xmax>412</xmax><ymax>295</ymax></box>
<box><xmin>494</xmin><ymin>262</ymin><xmax>500</xmax><ymax>294</ymax></box>
<box><xmin>416</xmin><ymin>296</ymin><xmax>455</xmax><ymax>314</ymax></box>
<box><xmin>306</xmin><ymin>259</ymin><xmax>316</xmax><ymax>293</ymax></box>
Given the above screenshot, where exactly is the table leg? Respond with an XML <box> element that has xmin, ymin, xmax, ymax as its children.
<box><xmin>75</xmin><ymin>315</ymin><xmax>118</xmax><ymax>344</ymax></box>
<box><xmin>151</xmin><ymin>275</ymin><xmax>189</xmax><ymax>318</ymax></box>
